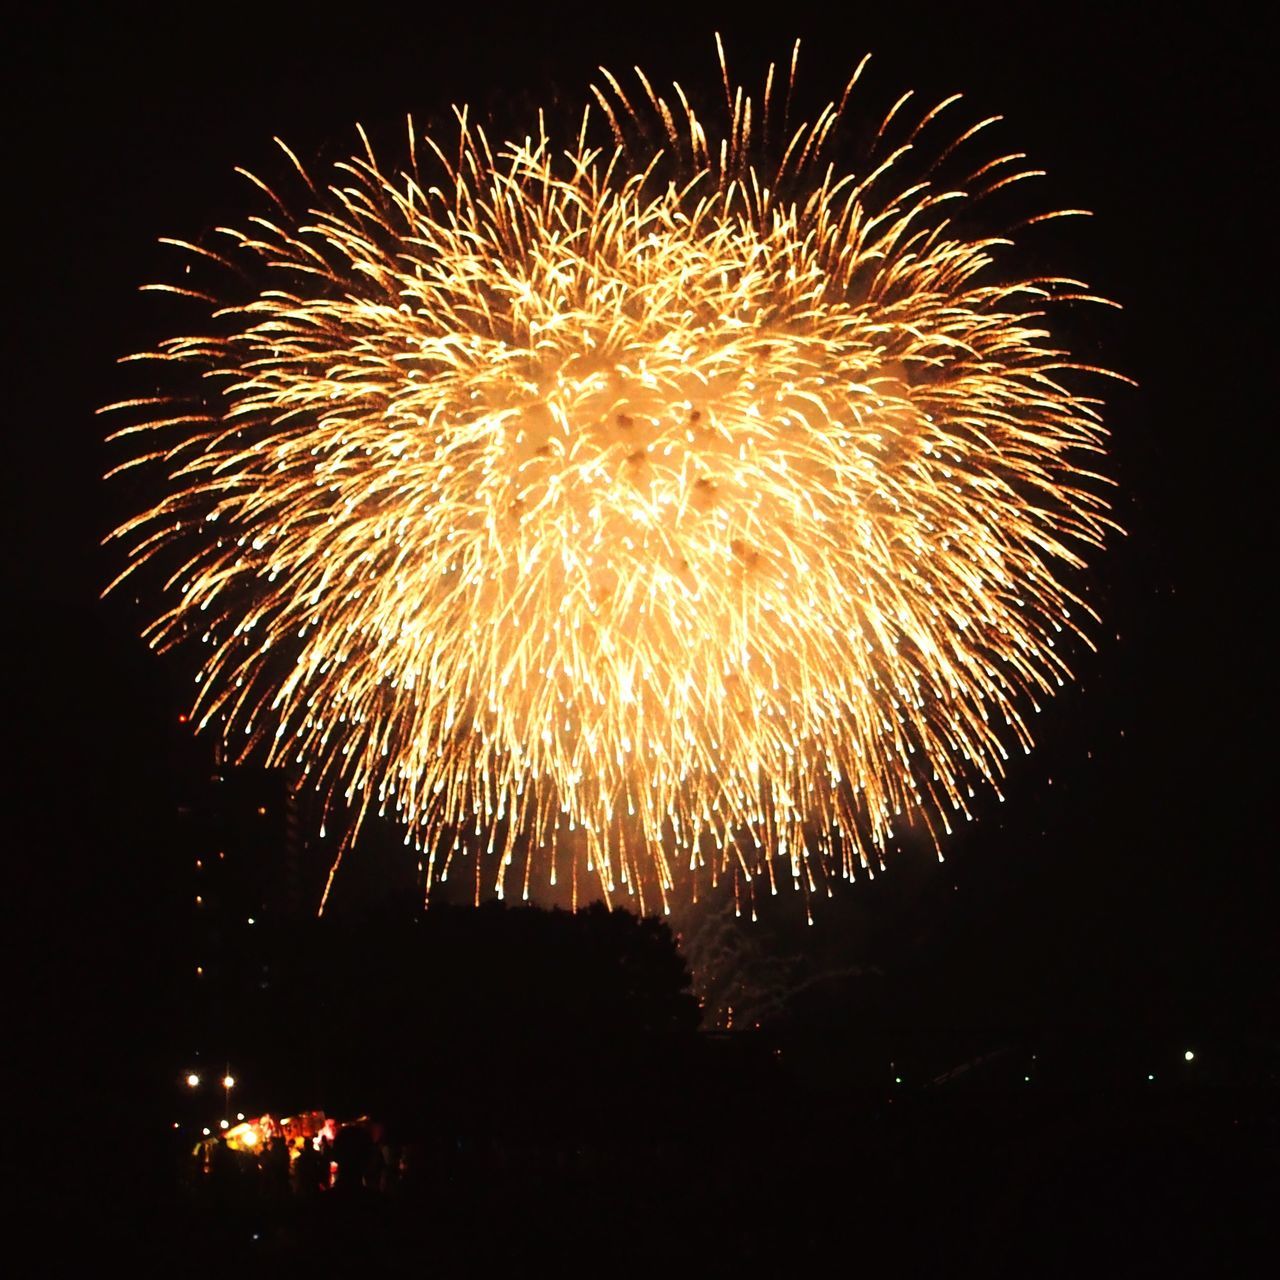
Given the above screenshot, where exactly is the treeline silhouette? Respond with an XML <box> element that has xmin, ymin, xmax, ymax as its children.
<box><xmin>63</xmin><ymin>898</ymin><xmax>1266</xmax><ymax>1274</ymax></box>
<box><xmin>187</xmin><ymin>901</ymin><xmax>707</xmax><ymax>1134</ymax></box>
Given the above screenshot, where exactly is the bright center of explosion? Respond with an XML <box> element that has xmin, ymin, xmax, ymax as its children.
<box><xmin>107</xmin><ymin>50</ymin><xmax>1115</xmax><ymax>918</ymax></box>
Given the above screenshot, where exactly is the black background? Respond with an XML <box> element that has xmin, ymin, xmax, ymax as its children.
<box><xmin>8</xmin><ymin>0</ymin><xmax>1273</xmax><ymax>1254</ymax></box>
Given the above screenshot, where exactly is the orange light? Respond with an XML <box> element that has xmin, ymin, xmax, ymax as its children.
<box><xmin>105</xmin><ymin>43</ymin><xmax>1118</xmax><ymax>920</ymax></box>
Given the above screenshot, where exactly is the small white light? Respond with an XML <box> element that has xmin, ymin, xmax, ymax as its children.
<box><xmin>1184</xmin><ymin>1050</ymin><xmax>1195</xmax><ymax>1062</ymax></box>
<box><xmin>202</xmin><ymin>1127</ymin><xmax>211</xmax><ymax>1136</ymax></box>
<box><xmin>1147</xmin><ymin>1073</ymin><xmax>1155</xmax><ymax>1081</ymax></box>
<box><xmin>247</xmin><ymin>917</ymin><xmax>255</xmax><ymax>925</ymax></box>
<box><xmin>894</xmin><ymin>1076</ymin><xmax>903</xmax><ymax>1084</ymax></box>
<box><xmin>223</xmin><ymin>1075</ymin><xmax>236</xmax><ymax>1089</ymax></box>
<box><xmin>236</xmin><ymin>1112</ymin><xmax>245</xmax><ymax>1121</ymax></box>
<box><xmin>186</xmin><ymin>1073</ymin><xmax>200</xmax><ymax>1088</ymax></box>
<box><xmin>220</xmin><ymin>1119</ymin><xmax>230</xmax><ymax>1130</ymax></box>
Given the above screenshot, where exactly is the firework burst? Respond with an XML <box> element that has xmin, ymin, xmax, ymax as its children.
<box><xmin>105</xmin><ymin>41</ymin><xmax>1118</xmax><ymax>918</ymax></box>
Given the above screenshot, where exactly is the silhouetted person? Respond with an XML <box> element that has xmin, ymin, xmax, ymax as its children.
<box><xmin>263</xmin><ymin>1135</ymin><xmax>289</xmax><ymax>1203</ymax></box>
<box><xmin>330</xmin><ymin>1125</ymin><xmax>374</xmax><ymax>1197</ymax></box>
<box><xmin>292</xmin><ymin>1141</ymin><xmax>324</xmax><ymax>1200</ymax></box>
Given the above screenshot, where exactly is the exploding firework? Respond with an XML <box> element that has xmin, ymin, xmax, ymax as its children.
<box><xmin>105</xmin><ymin>41</ymin><xmax>1118</xmax><ymax>918</ymax></box>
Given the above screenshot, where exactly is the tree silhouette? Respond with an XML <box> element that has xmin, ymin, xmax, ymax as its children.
<box><xmin>194</xmin><ymin>901</ymin><xmax>700</xmax><ymax>1133</ymax></box>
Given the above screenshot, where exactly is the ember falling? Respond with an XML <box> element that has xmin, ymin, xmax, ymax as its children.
<box><xmin>105</xmin><ymin>41</ymin><xmax>1119</xmax><ymax>917</ymax></box>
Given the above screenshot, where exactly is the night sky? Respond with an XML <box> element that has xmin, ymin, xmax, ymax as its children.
<box><xmin>9</xmin><ymin>1</ymin><xmax>1273</xmax><ymax>1248</ymax></box>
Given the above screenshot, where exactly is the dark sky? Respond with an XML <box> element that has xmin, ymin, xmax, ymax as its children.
<box><xmin>9</xmin><ymin>2</ymin><xmax>1272</xmax><ymax>1074</ymax></box>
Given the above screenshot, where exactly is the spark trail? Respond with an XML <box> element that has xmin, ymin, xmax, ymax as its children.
<box><xmin>105</xmin><ymin>42</ymin><xmax>1119</xmax><ymax>917</ymax></box>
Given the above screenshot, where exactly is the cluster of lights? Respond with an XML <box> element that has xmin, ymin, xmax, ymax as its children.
<box><xmin>183</xmin><ymin>1067</ymin><xmax>241</xmax><ymax>1136</ymax></box>
<box><xmin>173</xmin><ymin>1047</ymin><xmax>1207</xmax><ymax>1149</ymax></box>
<box><xmin>880</xmin><ymin>1047</ymin><xmax>1200</xmax><ymax>1091</ymax></box>
<box><xmin>186</xmin><ymin>1071</ymin><xmax>236</xmax><ymax>1089</ymax></box>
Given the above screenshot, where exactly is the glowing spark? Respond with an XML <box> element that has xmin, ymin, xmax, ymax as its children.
<box><xmin>105</xmin><ymin>43</ymin><xmax>1119</xmax><ymax>917</ymax></box>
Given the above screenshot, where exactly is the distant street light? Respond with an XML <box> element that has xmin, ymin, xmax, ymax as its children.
<box><xmin>1184</xmin><ymin>1049</ymin><xmax>1195</xmax><ymax>1062</ymax></box>
<box><xmin>222</xmin><ymin>1069</ymin><xmax>237</xmax><ymax>1124</ymax></box>
<box><xmin>186</xmin><ymin>1073</ymin><xmax>200</xmax><ymax>1089</ymax></box>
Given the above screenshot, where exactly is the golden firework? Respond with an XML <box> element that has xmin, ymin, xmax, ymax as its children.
<box><xmin>105</xmin><ymin>41</ymin><xmax>1118</xmax><ymax>919</ymax></box>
